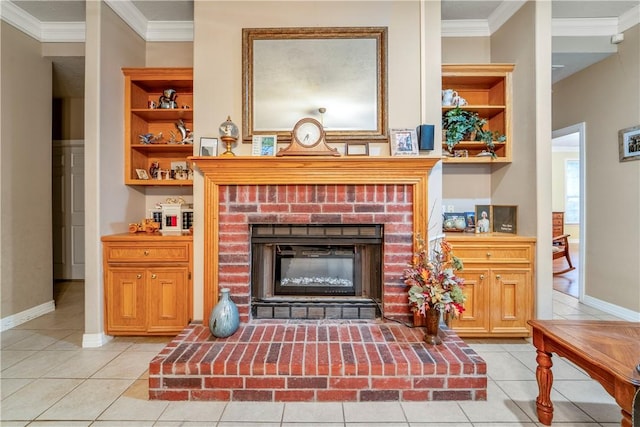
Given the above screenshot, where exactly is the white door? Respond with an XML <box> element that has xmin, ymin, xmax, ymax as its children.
<box><xmin>53</xmin><ymin>141</ymin><xmax>85</xmax><ymax>280</ymax></box>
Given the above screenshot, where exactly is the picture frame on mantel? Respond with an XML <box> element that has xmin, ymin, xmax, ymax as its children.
<box><xmin>390</xmin><ymin>128</ymin><xmax>418</xmax><ymax>156</ymax></box>
<box><xmin>200</xmin><ymin>137</ymin><xmax>218</xmax><ymax>156</ymax></box>
<box><xmin>492</xmin><ymin>205</ymin><xmax>518</xmax><ymax>234</ymax></box>
<box><xmin>618</xmin><ymin>124</ymin><xmax>640</xmax><ymax>162</ymax></box>
<box><xmin>251</xmin><ymin>135</ymin><xmax>277</xmax><ymax>156</ymax></box>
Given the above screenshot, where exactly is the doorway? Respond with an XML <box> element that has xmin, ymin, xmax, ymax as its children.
<box><xmin>551</xmin><ymin>123</ymin><xmax>585</xmax><ymax>299</ymax></box>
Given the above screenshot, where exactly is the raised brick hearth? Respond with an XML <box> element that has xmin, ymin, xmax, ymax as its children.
<box><xmin>149</xmin><ymin>322</ymin><xmax>487</xmax><ymax>402</ymax></box>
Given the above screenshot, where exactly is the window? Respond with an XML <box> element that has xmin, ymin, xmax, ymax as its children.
<box><xmin>565</xmin><ymin>159</ymin><xmax>580</xmax><ymax>224</ymax></box>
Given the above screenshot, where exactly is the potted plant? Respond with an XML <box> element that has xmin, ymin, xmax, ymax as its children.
<box><xmin>403</xmin><ymin>235</ymin><xmax>466</xmax><ymax>344</ymax></box>
<box><xmin>442</xmin><ymin>107</ymin><xmax>505</xmax><ymax>157</ymax></box>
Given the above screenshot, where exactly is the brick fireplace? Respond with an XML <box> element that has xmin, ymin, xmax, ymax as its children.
<box><xmin>148</xmin><ymin>157</ymin><xmax>487</xmax><ymax>403</ymax></box>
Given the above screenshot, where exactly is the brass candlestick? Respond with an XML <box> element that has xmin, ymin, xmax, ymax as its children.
<box><xmin>218</xmin><ymin>116</ymin><xmax>239</xmax><ymax>157</ymax></box>
<box><xmin>220</xmin><ymin>135</ymin><xmax>237</xmax><ymax>157</ymax></box>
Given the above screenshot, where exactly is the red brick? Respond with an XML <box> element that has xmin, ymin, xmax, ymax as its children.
<box><xmin>317</xmin><ymin>389</ymin><xmax>359</xmax><ymax>401</ymax></box>
<box><xmin>371</xmin><ymin>377</ymin><xmax>412</xmax><ymax>389</ymax></box>
<box><xmin>274</xmin><ymin>390</ymin><xmax>315</xmax><ymax>401</ymax></box>
<box><xmin>287</xmin><ymin>377</ymin><xmax>328</xmax><ymax>389</ymax></box>
<box><xmin>432</xmin><ymin>390</ymin><xmax>472</xmax><ymax>400</ymax></box>
<box><xmin>149</xmin><ymin>390</ymin><xmax>189</xmax><ymax>401</ymax></box>
<box><xmin>447</xmin><ymin>377</ymin><xmax>487</xmax><ymax>389</ymax></box>
<box><xmin>204</xmin><ymin>376</ymin><xmax>244</xmax><ymax>389</ymax></box>
<box><xmin>163</xmin><ymin>377</ymin><xmax>202</xmax><ymax>389</ymax></box>
<box><xmin>360</xmin><ymin>390</ymin><xmax>400</xmax><ymax>401</ymax></box>
<box><xmin>148</xmin><ymin>377</ymin><xmax>161</xmax><ymax>388</ymax></box>
<box><xmin>246</xmin><ymin>377</ymin><xmax>286</xmax><ymax>389</ymax></box>
<box><xmin>413</xmin><ymin>377</ymin><xmax>446</xmax><ymax>389</ymax></box>
<box><xmin>402</xmin><ymin>390</ymin><xmax>431</xmax><ymax>400</ymax></box>
<box><xmin>329</xmin><ymin>377</ymin><xmax>370</xmax><ymax>389</ymax></box>
<box><xmin>233</xmin><ymin>389</ymin><xmax>273</xmax><ymax>401</ymax></box>
<box><xmin>191</xmin><ymin>389</ymin><xmax>231</xmax><ymax>401</ymax></box>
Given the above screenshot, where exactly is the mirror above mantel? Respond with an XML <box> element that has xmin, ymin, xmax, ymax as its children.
<box><xmin>242</xmin><ymin>27</ymin><xmax>388</xmax><ymax>144</ymax></box>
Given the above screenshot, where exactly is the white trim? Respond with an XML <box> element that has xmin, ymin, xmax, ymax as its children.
<box><xmin>104</xmin><ymin>0</ymin><xmax>148</xmax><ymax>40</ymax></box>
<box><xmin>442</xmin><ymin>20</ymin><xmax>489</xmax><ymax>37</ymax></box>
<box><xmin>82</xmin><ymin>332</ymin><xmax>113</xmax><ymax>348</ymax></box>
<box><xmin>1</xmin><ymin>300</ymin><xmax>55</xmax><ymax>332</ymax></box>
<box><xmin>619</xmin><ymin>4</ymin><xmax>640</xmax><ymax>33</ymax></box>
<box><xmin>41</xmin><ymin>21</ymin><xmax>85</xmax><ymax>43</ymax></box>
<box><xmin>488</xmin><ymin>0</ymin><xmax>527</xmax><ymax>34</ymax></box>
<box><xmin>582</xmin><ymin>294</ymin><xmax>640</xmax><ymax>322</ymax></box>
<box><xmin>552</xmin><ymin>17</ymin><xmax>619</xmax><ymax>37</ymax></box>
<box><xmin>147</xmin><ymin>21</ymin><xmax>193</xmax><ymax>42</ymax></box>
<box><xmin>0</xmin><ymin>0</ymin><xmax>42</xmax><ymax>41</ymax></box>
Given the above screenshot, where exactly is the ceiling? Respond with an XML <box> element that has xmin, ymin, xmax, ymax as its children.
<box><xmin>2</xmin><ymin>0</ymin><xmax>639</xmax><ymax>97</ymax></box>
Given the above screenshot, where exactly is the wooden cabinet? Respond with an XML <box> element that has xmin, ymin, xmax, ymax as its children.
<box><xmin>552</xmin><ymin>211</ymin><xmax>564</xmax><ymax>237</ymax></box>
<box><xmin>442</xmin><ymin>64</ymin><xmax>513</xmax><ymax>163</ymax></box>
<box><xmin>102</xmin><ymin>233</ymin><xmax>192</xmax><ymax>335</ymax></box>
<box><xmin>122</xmin><ymin>68</ymin><xmax>194</xmax><ymax>186</ymax></box>
<box><xmin>446</xmin><ymin>234</ymin><xmax>535</xmax><ymax>337</ymax></box>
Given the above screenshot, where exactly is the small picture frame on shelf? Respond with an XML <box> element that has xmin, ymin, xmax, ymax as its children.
<box><xmin>135</xmin><ymin>169</ymin><xmax>149</xmax><ymax>180</ymax></box>
<box><xmin>464</xmin><ymin>211</ymin><xmax>475</xmax><ymax>229</ymax></box>
<box><xmin>251</xmin><ymin>135</ymin><xmax>277</xmax><ymax>156</ymax></box>
<box><xmin>618</xmin><ymin>124</ymin><xmax>640</xmax><ymax>162</ymax></box>
<box><xmin>390</xmin><ymin>128</ymin><xmax>419</xmax><ymax>156</ymax></box>
<box><xmin>345</xmin><ymin>142</ymin><xmax>369</xmax><ymax>156</ymax></box>
<box><xmin>200</xmin><ymin>137</ymin><xmax>218</xmax><ymax>156</ymax></box>
<box><xmin>443</xmin><ymin>212</ymin><xmax>467</xmax><ymax>232</ymax></box>
<box><xmin>492</xmin><ymin>205</ymin><xmax>518</xmax><ymax>234</ymax></box>
<box><xmin>475</xmin><ymin>205</ymin><xmax>492</xmax><ymax>233</ymax></box>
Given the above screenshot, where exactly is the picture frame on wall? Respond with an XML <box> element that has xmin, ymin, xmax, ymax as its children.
<box><xmin>492</xmin><ymin>205</ymin><xmax>518</xmax><ymax>234</ymax></box>
<box><xmin>252</xmin><ymin>135</ymin><xmax>278</xmax><ymax>156</ymax></box>
<box><xmin>475</xmin><ymin>205</ymin><xmax>492</xmax><ymax>233</ymax></box>
<box><xmin>390</xmin><ymin>128</ymin><xmax>419</xmax><ymax>156</ymax></box>
<box><xmin>200</xmin><ymin>137</ymin><xmax>218</xmax><ymax>156</ymax></box>
<box><xmin>618</xmin><ymin>125</ymin><xmax>640</xmax><ymax>162</ymax></box>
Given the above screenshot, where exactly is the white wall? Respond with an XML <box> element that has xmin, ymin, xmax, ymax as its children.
<box><xmin>1</xmin><ymin>22</ymin><xmax>54</xmax><ymax>324</ymax></box>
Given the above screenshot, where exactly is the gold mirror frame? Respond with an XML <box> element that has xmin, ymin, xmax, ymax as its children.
<box><xmin>242</xmin><ymin>27</ymin><xmax>388</xmax><ymax>143</ymax></box>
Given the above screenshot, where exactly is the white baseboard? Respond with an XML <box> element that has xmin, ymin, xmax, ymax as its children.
<box><xmin>82</xmin><ymin>332</ymin><xmax>113</xmax><ymax>348</ymax></box>
<box><xmin>1</xmin><ymin>300</ymin><xmax>55</xmax><ymax>332</ymax></box>
<box><xmin>582</xmin><ymin>294</ymin><xmax>640</xmax><ymax>322</ymax></box>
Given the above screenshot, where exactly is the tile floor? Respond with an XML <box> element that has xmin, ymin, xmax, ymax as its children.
<box><xmin>0</xmin><ymin>282</ymin><xmax>626</xmax><ymax>426</ymax></box>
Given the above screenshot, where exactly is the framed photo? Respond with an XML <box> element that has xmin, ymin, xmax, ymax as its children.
<box><xmin>443</xmin><ymin>212</ymin><xmax>466</xmax><ymax>231</ymax></box>
<box><xmin>464</xmin><ymin>211</ymin><xmax>475</xmax><ymax>229</ymax></box>
<box><xmin>200</xmin><ymin>137</ymin><xmax>218</xmax><ymax>156</ymax></box>
<box><xmin>346</xmin><ymin>142</ymin><xmax>369</xmax><ymax>156</ymax></box>
<box><xmin>475</xmin><ymin>205</ymin><xmax>492</xmax><ymax>233</ymax></box>
<box><xmin>390</xmin><ymin>128</ymin><xmax>418</xmax><ymax>156</ymax></box>
<box><xmin>252</xmin><ymin>135</ymin><xmax>277</xmax><ymax>156</ymax></box>
<box><xmin>135</xmin><ymin>169</ymin><xmax>149</xmax><ymax>180</ymax></box>
<box><xmin>492</xmin><ymin>205</ymin><xmax>518</xmax><ymax>234</ymax></box>
<box><xmin>618</xmin><ymin>125</ymin><xmax>640</xmax><ymax>162</ymax></box>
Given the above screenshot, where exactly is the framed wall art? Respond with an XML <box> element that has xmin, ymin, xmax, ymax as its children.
<box><xmin>618</xmin><ymin>125</ymin><xmax>640</xmax><ymax>162</ymax></box>
<box><xmin>492</xmin><ymin>205</ymin><xmax>518</xmax><ymax>234</ymax></box>
<box><xmin>475</xmin><ymin>205</ymin><xmax>492</xmax><ymax>233</ymax></box>
<box><xmin>390</xmin><ymin>128</ymin><xmax>418</xmax><ymax>156</ymax></box>
<box><xmin>200</xmin><ymin>137</ymin><xmax>218</xmax><ymax>156</ymax></box>
<box><xmin>252</xmin><ymin>135</ymin><xmax>277</xmax><ymax>156</ymax></box>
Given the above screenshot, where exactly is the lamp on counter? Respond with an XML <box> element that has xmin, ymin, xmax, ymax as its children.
<box><xmin>219</xmin><ymin>116</ymin><xmax>239</xmax><ymax>156</ymax></box>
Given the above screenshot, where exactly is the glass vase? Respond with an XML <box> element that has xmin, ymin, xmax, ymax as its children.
<box><xmin>423</xmin><ymin>307</ymin><xmax>442</xmax><ymax>345</ymax></box>
<box><xmin>208</xmin><ymin>288</ymin><xmax>239</xmax><ymax>338</ymax></box>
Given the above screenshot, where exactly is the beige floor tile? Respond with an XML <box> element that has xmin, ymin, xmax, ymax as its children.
<box><xmin>91</xmin><ymin>351</ymin><xmax>159</xmax><ymax>379</ymax></box>
<box><xmin>476</xmin><ymin>351</ymin><xmax>535</xmax><ymax>381</ymax></box>
<box><xmin>217</xmin><ymin>423</ymin><xmax>280</xmax><ymax>427</ymax></box>
<box><xmin>409</xmin><ymin>424</ymin><xmax>472</xmax><ymax>427</ymax></box>
<box><xmin>4</xmin><ymin>329</ymin><xmax>77</xmax><ymax>351</ymax></box>
<box><xmin>0</xmin><ymin>378</ymin><xmax>82</xmax><ymax>421</ymax></box>
<box><xmin>0</xmin><ymin>377</ymin><xmax>33</xmax><ymax>399</ymax></box>
<box><xmin>344</xmin><ymin>423</ymin><xmax>409</xmax><ymax>427</ymax></box>
<box><xmin>282</xmin><ymin>402</ymin><xmax>343</xmax><ymax>423</ymax></box>
<box><xmin>0</xmin><ymin>329</ymin><xmax>35</xmax><ymax>348</ymax></box>
<box><xmin>1</xmin><ymin>349</ymin><xmax>80</xmax><ymax>378</ymax></box>
<box><xmin>343</xmin><ymin>402</ymin><xmax>406</xmax><ymax>423</ymax></box>
<box><xmin>97</xmin><ymin>379</ymin><xmax>168</xmax><ymax>421</ymax></box>
<box><xmin>27</xmin><ymin>422</ymin><xmax>91</xmax><ymax>426</ymax></box>
<box><xmin>37</xmin><ymin>378</ymin><xmax>134</xmax><ymax>420</ymax></box>
<box><xmin>0</xmin><ymin>422</ymin><xmax>29</xmax><ymax>427</ymax></box>
<box><xmin>457</xmin><ymin>381</ymin><xmax>533</xmax><ymax>423</ymax></box>
<box><xmin>219</xmin><ymin>402</ymin><xmax>284</xmax><ymax>422</ymax></box>
<box><xmin>159</xmin><ymin>401</ymin><xmax>227</xmax><ymax>422</ymax></box>
<box><xmin>551</xmin><ymin>380</ymin><xmax>620</xmax><ymax>423</ymax></box>
<box><xmin>402</xmin><ymin>401</ymin><xmax>469</xmax><ymax>423</ymax></box>
<box><xmin>90</xmin><ymin>422</ymin><xmax>154</xmax><ymax>426</ymax></box>
<box><xmin>0</xmin><ymin>349</ymin><xmax>36</xmax><ymax>370</ymax></box>
<box><xmin>45</xmin><ymin>331</ymin><xmax>84</xmax><ymax>350</ymax></box>
<box><xmin>43</xmin><ymin>350</ymin><xmax>120</xmax><ymax>378</ymax></box>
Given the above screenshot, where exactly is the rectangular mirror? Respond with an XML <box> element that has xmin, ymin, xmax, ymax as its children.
<box><xmin>242</xmin><ymin>27</ymin><xmax>388</xmax><ymax>143</ymax></box>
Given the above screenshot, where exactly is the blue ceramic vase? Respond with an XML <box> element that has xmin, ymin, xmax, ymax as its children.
<box><xmin>208</xmin><ymin>288</ymin><xmax>239</xmax><ymax>338</ymax></box>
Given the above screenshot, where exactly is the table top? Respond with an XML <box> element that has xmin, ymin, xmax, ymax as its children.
<box><xmin>528</xmin><ymin>320</ymin><xmax>640</xmax><ymax>386</ymax></box>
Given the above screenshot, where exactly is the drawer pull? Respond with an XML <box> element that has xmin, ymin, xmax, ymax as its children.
<box><xmin>486</xmin><ymin>252</ymin><xmax>491</xmax><ymax>257</ymax></box>
<box><xmin>136</xmin><ymin>274</ymin><xmax>142</xmax><ymax>279</ymax></box>
<box><xmin>496</xmin><ymin>274</ymin><xmax>502</xmax><ymax>279</ymax></box>
<box><xmin>480</xmin><ymin>274</ymin><xmax>485</xmax><ymax>280</ymax></box>
<box><xmin>151</xmin><ymin>274</ymin><xmax>157</xmax><ymax>279</ymax></box>
<box><xmin>144</xmin><ymin>250</ymin><xmax>150</xmax><ymax>256</ymax></box>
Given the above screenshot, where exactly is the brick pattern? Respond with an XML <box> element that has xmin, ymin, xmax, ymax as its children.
<box><xmin>217</xmin><ymin>184</ymin><xmax>415</xmax><ymax>323</ymax></box>
<box><xmin>149</xmin><ymin>323</ymin><xmax>487</xmax><ymax>402</ymax></box>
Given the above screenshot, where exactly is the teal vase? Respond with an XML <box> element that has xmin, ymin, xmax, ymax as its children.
<box><xmin>208</xmin><ymin>288</ymin><xmax>239</xmax><ymax>338</ymax></box>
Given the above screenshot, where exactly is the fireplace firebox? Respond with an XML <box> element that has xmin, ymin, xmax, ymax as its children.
<box><xmin>251</xmin><ymin>224</ymin><xmax>383</xmax><ymax>320</ymax></box>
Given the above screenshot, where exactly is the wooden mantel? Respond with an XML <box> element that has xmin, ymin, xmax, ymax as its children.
<box><xmin>191</xmin><ymin>156</ymin><xmax>439</xmax><ymax>319</ymax></box>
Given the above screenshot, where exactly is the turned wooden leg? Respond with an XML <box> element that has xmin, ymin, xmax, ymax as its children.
<box><xmin>535</xmin><ymin>349</ymin><xmax>554</xmax><ymax>426</ymax></box>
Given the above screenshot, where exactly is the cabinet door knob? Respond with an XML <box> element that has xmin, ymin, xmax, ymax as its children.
<box><xmin>144</xmin><ymin>250</ymin><xmax>150</xmax><ymax>256</ymax></box>
<box><xmin>496</xmin><ymin>274</ymin><xmax>501</xmax><ymax>279</ymax></box>
<box><xmin>136</xmin><ymin>274</ymin><xmax>142</xmax><ymax>279</ymax></box>
<box><xmin>151</xmin><ymin>274</ymin><xmax>157</xmax><ymax>279</ymax></box>
<box><xmin>480</xmin><ymin>274</ymin><xmax>485</xmax><ymax>280</ymax></box>
<box><xmin>486</xmin><ymin>252</ymin><xmax>491</xmax><ymax>257</ymax></box>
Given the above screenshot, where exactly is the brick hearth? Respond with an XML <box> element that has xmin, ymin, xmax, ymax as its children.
<box><xmin>149</xmin><ymin>322</ymin><xmax>487</xmax><ymax>402</ymax></box>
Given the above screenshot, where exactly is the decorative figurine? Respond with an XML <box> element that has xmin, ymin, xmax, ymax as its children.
<box><xmin>219</xmin><ymin>116</ymin><xmax>239</xmax><ymax>156</ymax></box>
<box><xmin>139</xmin><ymin>132</ymin><xmax>163</xmax><ymax>144</ymax></box>
<box><xmin>159</xmin><ymin>88</ymin><xmax>177</xmax><ymax>109</ymax></box>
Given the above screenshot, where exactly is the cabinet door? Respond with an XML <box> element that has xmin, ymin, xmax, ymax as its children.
<box><xmin>147</xmin><ymin>267</ymin><xmax>190</xmax><ymax>333</ymax></box>
<box><xmin>105</xmin><ymin>267</ymin><xmax>147</xmax><ymax>333</ymax></box>
<box><xmin>489</xmin><ymin>269</ymin><xmax>531</xmax><ymax>335</ymax></box>
<box><xmin>450</xmin><ymin>268</ymin><xmax>490</xmax><ymax>335</ymax></box>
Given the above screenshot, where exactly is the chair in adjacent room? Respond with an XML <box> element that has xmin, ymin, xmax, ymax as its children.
<box><xmin>553</xmin><ymin>234</ymin><xmax>575</xmax><ymax>275</ymax></box>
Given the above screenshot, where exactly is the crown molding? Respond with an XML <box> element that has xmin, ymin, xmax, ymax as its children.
<box><xmin>619</xmin><ymin>4</ymin><xmax>640</xmax><ymax>33</ymax></box>
<box><xmin>552</xmin><ymin>17</ymin><xmax>619</xmax><ymax>37</ymax></box>
<box><xmin>104</xmin><ymin>0</ymin><xmax>148</xmax><ymax>40</ymax></box>
<box><xmin>146</xmin><ymin>21</ymin><xmax>193</xmax><ymax>42</ymax></box>
<box><xmin>41</xmin><ymin>22</ymin><xmax>85</xmax><ymax>42</ymax></box>
<box><xmin>488</xmin><ymin>0</ymin><xmax>526</xmax><ymax>34</ymax></box>
<box><xmin>442</xmin><ymin>19</ymin><xmax>490</xmax><ymax>37</ymax></box>
<box><xmin>0</xmin><ymin>0</ymin><xmax>42</xmax><ymax>41</ymax></box>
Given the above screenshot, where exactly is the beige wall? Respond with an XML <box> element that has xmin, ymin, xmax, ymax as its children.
<box><xmin>442</xmin><ymin>37</ymin><xmax>491</xmax><ymax>63</ymax></box>
<box><xmin>552</xmin><ymin>24</ymin><xmax>640</xmax><ymax>313</ymax></box>
<box><xmin>1</xmin><ymin>22</ymin><xmax>54</xmax><ymax>319</ymax></box>
<box><xmin>146</xmin><ymin>42</ymin><xmax>193</xmax><ymax>66</ymax></box>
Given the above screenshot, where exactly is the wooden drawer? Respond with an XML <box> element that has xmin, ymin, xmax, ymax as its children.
<box><xmin>105</xmin><ymin>243</ymin><xmax>190</xmax><ymax>263</ymax></box>
<box><xmin>451</xmin><ymin>245</ymin><xmax>532</xmax><ymax>263</ymax></box>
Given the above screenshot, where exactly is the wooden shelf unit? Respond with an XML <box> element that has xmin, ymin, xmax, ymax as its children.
<box><xmin>123</xmin><ymin>68</ymin><xmax>194</xmax><ymax>186</ymax></box>
<box><xmin>442</xmin><ymin>64</ymin><xmax>514</xmax><ymax>163</ymax></box>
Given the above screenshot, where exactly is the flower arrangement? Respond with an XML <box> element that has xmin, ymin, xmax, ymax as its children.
<box><xmin>403</xmin><ymin>235</ymin><xmax>466</xmax><ymax>319</ymax></box>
